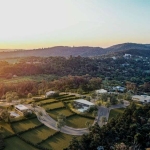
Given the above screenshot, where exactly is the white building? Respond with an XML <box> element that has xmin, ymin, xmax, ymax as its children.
<box><xmin>45</xmin><ymin>91</ymin><xmax>55</xmax><ymax>98</ymax></box>
<box><xmin>15</xmin><ymin>104</ymin><xmax>29</xmax><ymax>115</ymax></box>
<box><xmin>74</xmin><ymin>99</ymin><xmax>94</xmax><ymax>108</ymax></box>
<box><xmin>96</xmin><ymin>89</ymin><xmax>107</xmax><ymax>94</ymax></box>
<box><xmin>132</xmin><ymin>95</ymin><xmax>150</xmax><ymax>103</ymax></box>
<box><xmin>123</xmin><ymin>54</ymin><xmax>132</xmax><ymax>59</ymax></box>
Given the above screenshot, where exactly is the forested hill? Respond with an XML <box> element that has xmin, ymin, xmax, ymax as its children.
<box><xmin>0</xmin><ymin>43</ymin><xmax>150</xmax><ymax>58</ymax></box>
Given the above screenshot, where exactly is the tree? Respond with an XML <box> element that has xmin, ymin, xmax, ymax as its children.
<box><xmin>31</xmin><ymin>102</ymin><xmax>37</xmax><ymax>111</ymax></box>
<box><xmin>92</xmin><ymin>110</ymin><xmax>97</xmax><ymax>117</ymax></box>
<box><xmin>85</xmin><ymin>121</ymin><xmax>91</xmax><ymax>129</ymax></box>
<box><xmin>105</xmin><ymin>102</ymin><xmax>111</xmax><ymax>112</ymax></box>
<box><xmin>101</xmin><ymin>116</ymin><xmax>107</xmax><ymax>125</ymax></box>
<box><xmin>67</xmin><ymin>136</ymin><xmax>80</xmax><ymax>150</ymax></box>
<box><xmin>28</xmin><ymin>93</ymin><xmax>32</xmax><ymax>98</ymax></box>
<box><xmin>56</xmin><ymin>113</ymin><xmax>66</xmax><ymax>131</ymax></box>
<box><xmin>0</xmin><ymin>110</ymin><xmax>10</xmax><ymax>122</ymax></box>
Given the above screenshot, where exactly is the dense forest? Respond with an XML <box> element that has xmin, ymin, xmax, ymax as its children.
<box><xmin>66</xmin><ymin>103</ymin><xmax>150</xmax><ymax>150</ymax></box>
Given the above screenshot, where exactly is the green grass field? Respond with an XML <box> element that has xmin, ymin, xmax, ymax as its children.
<box><xmin>48</xmin><ymin>108</ymin><xmax>74</xmax><ymax>120</ymax></box>
<box><xmin>0</xmin><ymin>74</ymin><xmax>58</xmax><ymax>85</ymax></box>
<box><xmin>66</xmin><ymin>115</ymin><xmax>94</xmax><ymax>128</ymax></box>
<box><xmin>36</xmin><ymin>98</ymin><xmax>57</xmax><ymax>105</ymax></box>
<box><xmin>0</xmin><ymin>122</ymin><xmax>14</xmax><ymax>138</ymax></box>
<box><xmin>40</xmin><ymin>133</ymin><xmax>79</xmax><ymax>150</ymax></box>
<box><xmin>42</xmin><ymin>102</ymin><xmax>64</xmax><ymax>110</ymax></box>
<box><xmin>5</xmin><ymin>136</ymin><xmax>38</xmax><ymax>150</ymax></box>
<box><xmin>109</xmin><ymin>108</ymin><xmax>125</xmax><ymax>120</ymax></box>
<box><xmin>12</xmin><ymin>118</ymin><xmax>41</xmax><ymax>133</ymax></box>
<box><xmin>21</xmin><ymin>126</ymin><xmax>57</xmax><ymax>144</ymax></box>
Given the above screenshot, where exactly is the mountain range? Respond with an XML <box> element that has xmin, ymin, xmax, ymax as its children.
<box><xmin>0</xmin><ymin>43</ymin><xmax>150</xmax><ymax>58</ymax></box>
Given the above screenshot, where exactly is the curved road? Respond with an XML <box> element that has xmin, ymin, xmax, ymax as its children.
<box><xmin>27</xmin><ymin>105</ymin><xmax>89</xmax><ymax>136</ymax></box>
<box><xmin>26</xmin><ymin>100</ymin><xmax>129</xmax><ymax>135</ymax></box>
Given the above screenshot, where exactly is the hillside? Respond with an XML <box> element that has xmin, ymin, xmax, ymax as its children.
<box><xmin>0</xmin><ymin>43</ymin><xmax>150</xmax><ymax>58</ymax></box>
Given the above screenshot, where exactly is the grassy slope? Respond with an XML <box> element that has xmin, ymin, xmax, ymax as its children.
<box><xmin>109</xmin><ymin>108</ymin><xmax>125</xmax><ymax>120</ymax></box>
<box><xmin>66</xmin><ymin>115</ymin><xmax>94</xmax><ymax>128</ymax></box>
<box><xmin>41</xmin><ymin>133</ymin><xmax>80</xmax><ymax>150</ymax></box>
<box><xmin>12</xmin><ymin>118</ymin><xmax>41</xmax><ymax>133</ymax></box>
<box><xmin>21</xmin><ymin>126</ymin><xmax>57</xmax><ymax>144</ymax></box>
<box><xmin>5</xmin><ymin>136</ymin><xmax>38</xmax><ymax>150</ymax></box>
<box><xmin>48</xmin><ymin>108</ymin><xmax>73</xmax><ymax>120</ymax></box>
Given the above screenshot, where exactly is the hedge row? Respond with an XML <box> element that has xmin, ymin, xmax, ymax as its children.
<box><xmin>4</xmin><ymin>133</ymin><xmax>17</xmax><ymax>139</ymax></box>
<box><xmin>37</xmin><ymin>131</ymin><xmax>60</xmax><ymax>145</ymax></box>
<box><xmin>17</xmin><ymin>124</ymin><xmax>44</xmax><ymax>135</ymax></box>
<box><xmin>46</xmin><ymin>106</ymin><xmax>66</xmax><ymax>112</ymax></box>
<box><xmin>66</xmin><ymin>113</ymin><xmax>76</xmax><ymax>118</ymax></box>
<box><xmin>11</xmin><ymin>116</ymin><xmax>36</xmax><ymax>123</ymax></box>
<box><xmin>56</xmin><ymin>95</ymin><xmax>75</xmax><ymax>100</ymax></box>
<box><xmin>60</xmin><ymin>97</ymin><xmax>78</xmax><ymax>102</ymax></box>
<box><xmin>9</xmin><ymin>123</ymin><xmax>50</xmax><ymax>150</ymax></box>
<box><xmin>40</xmin><ymin>100</ymin><xmax>60</xmax><ymax>106</ymax></box>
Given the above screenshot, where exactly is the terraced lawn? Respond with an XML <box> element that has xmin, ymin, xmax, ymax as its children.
<box><xmin>41</xmin><ymin>133</ymin><xmax>79</xmax><ymax>150</ymax></box>
<box><xmin>109</xmin><ymin>108</ymin><xmax>125</xmax><ymax>120</ymax></box>
<box><xmin>0</xmin><ymin>122</ymin><xmax>14</xmax><ymax>138</ymax></box>
<box><xmin>5</xmin><ymin>136</ymin><xmax>38</xmax><ymax>150</ymax></box>
<box><xmin>36</xmin><ymin>98</ymin><xmax>57</xmax><ymax>105</ymax></box>
<box><xmin>66</xmin><ymin>115</ymin><xmax>94</xmax><ymax>128</ymax></box>
<box><xmin>48</xmin><ymin>108</ymin><xmax>74</xmax><ymax>120</ymax></box>
<box><xmin>21</xmin><ymin>126</ymin><xmax>57</xmax><ymax>144</ymax></box>
<box><xmin>12</xmin><ymin>118</ymin><xmax>41</xmax><ymax>133</ymax></box>
<box><xmin>42</xmin><ymin>102</ymin><xmax>64</xmax><ymax>110</ymax></box>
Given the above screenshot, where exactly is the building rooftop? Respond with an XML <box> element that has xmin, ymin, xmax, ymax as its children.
<box><xmin>96</xmin><ymin>89</ymin><xmax>107</xmax><ymax>94</ymax></box>
<box><xmin>15</xmin><ymin>104</ymin><xmax>28</xmax><ymax>111</ymax></box>
<box><xmin>74</xmin><ymin>99</ymin><xmax>94</xmax><ymax>106</ymax></box>
<box><xmin>132</xmin><ymin>95</ymin><xmax>150</xmax><ymax>102</ymax></box>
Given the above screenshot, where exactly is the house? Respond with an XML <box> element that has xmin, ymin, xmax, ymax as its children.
<box><xmin>74</xmin><ymin>99</ymin><xmax>95</xmax><ymax>112</ymax></box>
<box><xmin>95</xmin><ymin>89</ymin><xmax>107</xmax><ymax>94</ymax></box>
<box><xmin>113</xmin><ymin>86</ymin><xmax>126</xmax><ymax>92</ymax></box>
<box><xmin>15</xmin><ymin>104</ymin><xmax>30</xmax><ymax>115</ymax></box>
<box><xmin>123</xmin><ymin>54</ymin><xmax>132</xmax><ymax>59</ymax></box>
<box><xmin>132</xmin><ymin>95</ymin><xmax>150</xmax><ymax>103</ymax></box>
<box><xmin>45</xmin><ymin>91</ymin><xmax>55</xmax><ymax>98</ymax></box>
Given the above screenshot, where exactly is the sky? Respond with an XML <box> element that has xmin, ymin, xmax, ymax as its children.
<box><xmin>0</xmin><ymin>0</ymin><xmax>150</xmax><ymax>49</ymax></box>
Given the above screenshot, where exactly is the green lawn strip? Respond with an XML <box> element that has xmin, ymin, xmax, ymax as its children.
<box><xmin>109</xmin><ymin>108</ymin><xmax>125</xmax><ymax>121</ymax></box>
<box><xmin>48</xmin><ymin>108</ymin><xmax>74</xmax><ymax>120</ymax></box>
<box><xmin>12</xmin><ymin>118</ymin><xmax>41</xmax><ymax>133</ymax></box>
<box><xmin>0</xmin><ymin>122</ymin><xmax>15</xmax><ymax>138</ymax></box>
<box><xmin>40</xmin><ymin>132</ymin><xmax>80</xmax><ymax>150</ymax></box>
<box><xmin>5</xmin><ymin>136</ymin><xmax>38</xmax><ymax>150</ymax></box>
<box><xmin>56</xmin><ymin>95</ymin><xmax>76</xmax><ymax>100</ymax></box>
<box><xmin>36</xmin><ymin>98</ymin><xmax>57</xmax><ymax>105</ymax></box>
<box><xmin>66</xmin><ymin>115</ymin><xmax>94</xmax><ymax>128</ymax></box>
<box><xmin>42</xmin><ymin>102</ymin><xmax>64</xmax><ymax>110</ymax></box>
<box><xmin>21</xmin><ymin>125</ymin><xmax>57</xmax><ymax>144</ymax></box>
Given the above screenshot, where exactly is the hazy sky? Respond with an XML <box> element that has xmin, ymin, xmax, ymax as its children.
<box><xmin>0</xmin><ymin>0</ymin><xmax>150</xmax><ymax>49</ymax></box>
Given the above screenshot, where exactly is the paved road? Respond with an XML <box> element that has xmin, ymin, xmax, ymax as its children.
<box><xmin>26</xmin><ymin>100</ymin><xmax>129</xmax><ymax>135</ymax></box>
<box><xmin>96</xmin><ymin>100</ymin><xmax>130</xmax><ymax>127</ymax></box>
<box><xmin>26</xmin><ymin>105</ymin><xmax>89</xmax><ymax>136</ymax></box>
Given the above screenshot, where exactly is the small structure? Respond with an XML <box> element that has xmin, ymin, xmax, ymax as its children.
<box><xmin>123</xmin><ymin>54</ymin><xmax>132</xmax><ymax>59</ymax></box>
<box><xmin>96</xmin><ymin>89</ymin><xmax>107</xmax><ymax>94</ymax></box>
<box><xmin>15</xmin><ymin>104</ymin><xmax>30</xmax><ymax>115</ymax></box>
<box><xmin>132</xmin><ymin>95</ymin><xmax>150</xmax><ymax>103</ymax></box>
<box><xmin>113</xmin><ymin>86</ymin><xmax>126</xmax><ymax>92</ymax></box>
<box><xmin>45</xmin><ymin>91</ymin><xmax>55</xmax><ymax>98</ymax></box>
<box><xmin>10</xmin><ymin>111</ymin><xmax>20</xmax><ymax>118</ymax></box>
<box><xmin>74</xmin><ymin>99</ymin><xmax>95</xmax><ymax>112</ymax></box>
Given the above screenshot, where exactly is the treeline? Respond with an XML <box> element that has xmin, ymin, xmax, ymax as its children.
<box><xmin>66</xmin><ymin>103</ymin><xmax>150</xmax><ymax>150</ymax></box>
<box><xmin>0</xmin><ymin>75</ymin><xmax>102</xmax><ymax>98</ymax></box>
<box><xmin>0</xmin><ymin>56</ymin><xmax>150</xmax><ymax>85</ymax></box>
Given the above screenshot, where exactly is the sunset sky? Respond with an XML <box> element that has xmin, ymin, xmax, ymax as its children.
<box><xmin>0</xmin><ymin>0</ymin><xmax>150</xmax><ymax>49</ymax></box>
